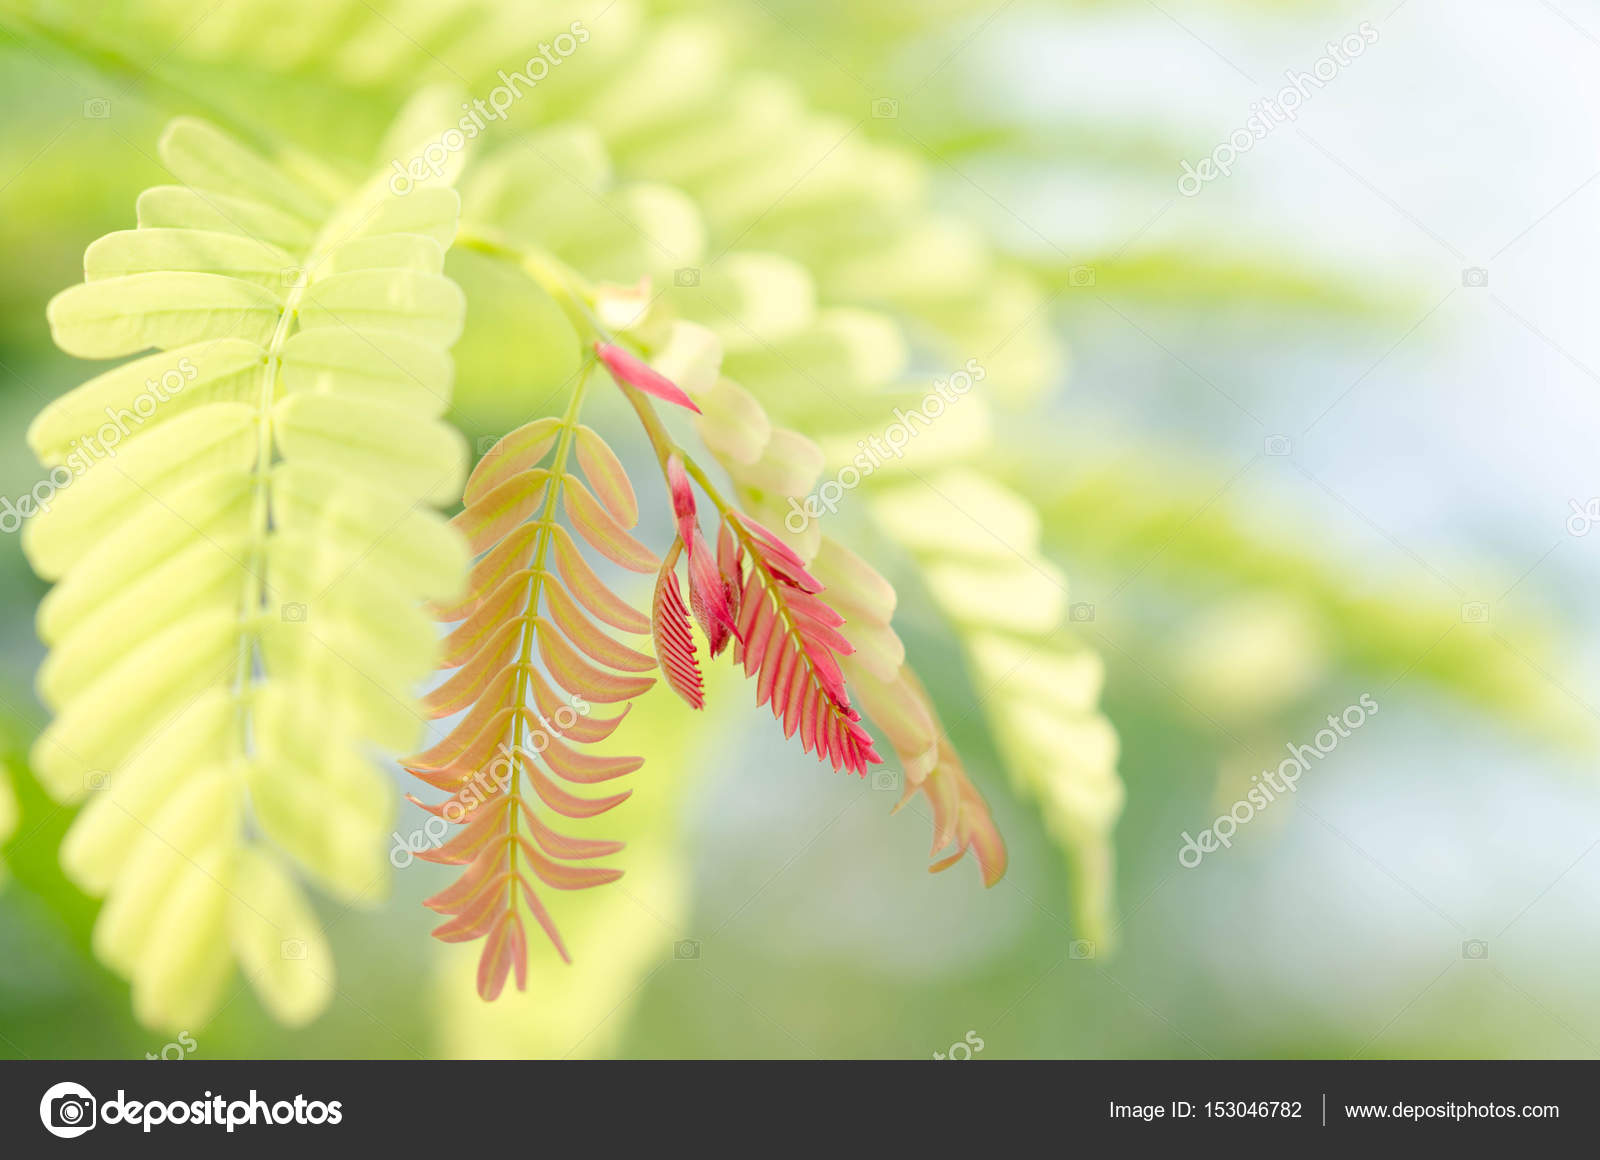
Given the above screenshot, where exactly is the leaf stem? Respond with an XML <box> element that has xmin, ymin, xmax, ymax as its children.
<box><xmin>455</xmin><ymin>230</ymin><xmax>744</xmax><ymax>525</ymax></box>
<box><xmin>454</xmin><ymin>229</ymin><xmax>608</xmax><ymax>342</ymax></box>
<box><xmin>503</xmin><ymin>357</ymin><xmax>595</xmax><ymax>923</ymax></box>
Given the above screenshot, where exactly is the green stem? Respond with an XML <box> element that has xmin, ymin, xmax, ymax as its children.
<box><xmin>456</xmin><ymin>231</ymin><xmax>746</xmax><ymax>530</ymax></box>
<box><xmin>502</xmin><ymin>358</ymin><xmax>595</xmax><ymax>915</ymax></box>
<box><xmin>232</xmin><ymin>263</ymin><xmax>308</xmax><ymax>746</ymax></box>
<box><xmin>454</xmin><ymin>229</ymin><xmax>608</xmax><ymax>342</ymax></box>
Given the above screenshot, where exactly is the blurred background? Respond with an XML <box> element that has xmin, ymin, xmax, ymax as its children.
<box><xmin>2</xmin><ymin>0</ymin><xmax>1599</xmax><ymax>1058</ymax></box>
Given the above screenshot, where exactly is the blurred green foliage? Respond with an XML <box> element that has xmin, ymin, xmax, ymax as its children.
<box><xmin>0</xmin><ymin>0</ymin><xmax>1592</xmax><ymax>1059</ymax></box>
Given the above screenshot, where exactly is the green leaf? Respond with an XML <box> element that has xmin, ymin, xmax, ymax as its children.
<box><xmin>158</xmin><ymin>116</ymin><xmax>329</xmax><ymax>221</ymax></box>
<box><xmin>47</xmin><ymin>272</ymin><xmax>283</xmax><ymax>357</ymax></box>
<box><xmin>23</xmin><ymin>402</ymin><xmax>258</xmax><ymax>579</ymax></box>
<box><xmin>227</xmin><ymin>847</ymin><xmax>336</xmax><ymax>1026</ymax></box>
<box><xmin>27</xmin><ymin>338</ymin><xmax>265</xmax><ymax>464</ymax></box>
<box><xmin>84</xmin><ymin>228</ymin><xmax>298</xmax><ymax>287</ymax></box>
<box><xmin>279</xmin><ymin>326</ymin><xmax>453</xmax><ymax>416</ymax></box>
<box><xmin>273</xmin><ymin>392</ymin><xmax>466</xmax><ymax>504</ymax></box>
<box><xmin>26</xmin><ymin>107</ymin><xmax>474</xmax><ymax>1031</ymax></box>
<box><xmin>138</xmin><ymin>185</ymin><xmax>316</xmax><ymax>251</ymax></box>
<box><xmin>296</xmin><ymin>268</ymin><xmax>465</xmax><ymax>344</ymax></box>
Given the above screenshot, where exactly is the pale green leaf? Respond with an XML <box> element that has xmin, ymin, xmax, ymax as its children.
<box><xmin>60</xmin><ymin>689</ymin><xmax>236</xmax><ymax>896</ymax></box>
<box><xmin>279</xmin><ymin>326</ymin><xmax>452</xmax><ymax>416</ymax></box>
<box><xmin>871</xmin><ymin>469</ymin><xmax>1042</xmax><ymax>559</ymax></box>
<box><xmin>296</xmin><ymin>268</ymin><xmax>465</xmax><ymax>345</ymax></box>
<box><xmin>28</xmin><ymin>338</ymin><xmax>265</xmax><ymax>466</ymax></box>
<box><xmin>726</xmin><ymin>427</ymin><xmax>824</xmax><ymax>496</ymax></box>
<box><xmin>924</xmin><ymin>558</ymin><xmax>1067</xmax><ymax>633</ymax></box>
<box><xmin>85</xmin><ymin>228</ymin><xmax>298</xmax><ymax>288</ymax></box>
<box><xmin>38</xmin><ymin>534</ymin><xmax>251</xmax><ymax>708</ymax></box>
<box><xmin>332</xmin><ymin>185</ymin><xmax>461</xmax><ymax>248</ymax></box>
<box><xmin>22</xmin><ymin>402</ymin><xmax>257</xmax><ymax>580</ymax></box>
<box><xmin>318</xmin><ymin>232</ymin><xmax>445</xmax><ymax>277</ymax></box>
<box><xmin>93</xmin><ymin>768</ymin><xmax>242</xmax><ymax>976</ymax></box>
<box><xmin>158</xmin><ymin>116</ymin><xmax>329</xmax><ymax>221</ymax></box>
<box><xmin>131</xmin><ymin>843</ymin><xmax>236</xmax><ymax>1031</ymax></box>
<box><xmin>31</xmin><ymin>608</ymin><xmax>239</xmax><ymax>799</ymax></box>
<box><xmin>248</xmin><ymin>747</ymin><xmax>392</xmax><ymax>902</ymax></box>
<box><xmin>273</xmin><ymin>392</ymin><xmax>466</xmax><ymax>504</ymax></box>
<box><xmin>694</xmin><ymin>376</ymin><xmax>770</xmax><ymax>465</ymax></box>
<box><xmin>47</xmin><ymin>272</ymin><xmax>282</xmax><ymax>358</ymax></box>
<box><xmin>228</xmin><ymin>847</ymin><xmax>336</xmax><ymax>1026</ymax></box>
<box><xmin>36</xmin><ymin>468</ymin><xmax>254</xmax><ymax>644</ymax></box>
<box><xmin>137</xmin><ymin>185</ymin><xmax>316</xmax><ymax>251</ymax></box>
<box><xmin>273</xmin><ymin>463</ymin><xmax>467</xmax><ymax>600</ymax></box>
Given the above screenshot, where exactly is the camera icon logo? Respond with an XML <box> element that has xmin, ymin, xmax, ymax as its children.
<box><xmin>1069</xmin><ymin>601</ymin><xmax>1096</xmax><ymax>623</ymax></box>
<box><xmin>1460</xmin><ymin>601</ymin><xmax>1490</xmax><ymax>624</ymax></box>
<box><xmin>83</xmin><ymin>98</ymin><xmax>111</xmax><ymax>119</ymax></box>
<box><xmin>673</xmin><ymin>267</ymin><xmax>700</xmax><ymax>288</ymax></box>
<box><xmin>478</xmin><ymin>435</ymin><xmax>500</xmax><ymax>456</ymax></box>
<box><xmin>1069</xmin><ymin>939</ymin><xmax>1097</xmax><ymax>960</ymax></box>
<box><xmin>871</xmin><ymin>770</ymin><xmax>898</xmax><ymax>792</ymax></box>
<box><xmin>1462</xmin><ymin>267</ymin><xmax>1489</xmax><ymax>288</ymax></box>
<box><xmin>1067</xmin><ymin>265</ymin><xmax>1096</xmax><ymax>288</ymax></box>
<box><xmin>673</xmin><ymin>938</ymin><xmax>701</xmax><ymax>960</ymax></box>
<box><xmin>40</xmin><ymin>1081</ymin><xmax>97</xmax><ymax>1138</ymax></box>
<box><xmin>281</xmin><ymin>266</ymin><xmax>308</xmax><ymax>288</ymax></box>
<box><xmin>1461</xmin><ymin>938</ymin><xmax>1489</xmax><ymax>960</ymax></box>
<box><xmin>1264</xmin><ymin>434</ymin><xmax>1292</xmax><ymax>456</ymax></box>
<box><xmin>281</xmin><ymin>602</ymin><xmax>308</xmax><ymax>623</ymax></box>
<box><xmin>872</xmin><ymin>97</ymin><xmax>899</xmax><ymax>119</ymax></box>
<box><xmin>281</xmin><ymin>938</ymin><xmax>308</xmax><ymax>960</ymax></box>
